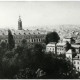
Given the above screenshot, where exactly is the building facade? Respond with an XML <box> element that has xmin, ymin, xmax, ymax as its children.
<box><xmin>71</xmin><ymin>44</ymin><xmax>80</xmax><ymax>53</ymax></box>
<box><xmin>46</xmin><ymin>42</ymin><xmax>57</xmax><ymax>53</ymax></box>
<box><xmin>56</xmin><ymin>42</ymin><xmax>66</xmax><ymax>54</ymax></box>
<box><xmin>66</xmin><ymin>49</ymin><xmax>73</xmax><ymax>62</ymax></box>
<box><xmin>0</xmin><ymin>16</ymin><xmax>46</xmax><ymax>47</ymax></box>
<box><xmin>46</xmin><ymin>42</ymin><xmax>66</xmax><ymax>54</ymax></box>
<box><xmin>73</xmin><ymin>54</ymin><xmax>80</xmax><ymax>72</ymax></box>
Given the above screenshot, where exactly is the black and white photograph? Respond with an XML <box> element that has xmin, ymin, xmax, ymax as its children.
<box><xmin>0</xmin><ymin>0</ymin><xmax>80</xmax><ymax>79</ymax></box>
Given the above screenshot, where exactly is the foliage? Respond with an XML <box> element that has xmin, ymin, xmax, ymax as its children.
<box><xmin>65</xmin><ymin>41</ymin><xmax>71</xmax><ymax>51</ymax></box>
<box><xmin>21</xmin><ymin>39</ymin><xmax>27</xmax><ymax>48</ymax></box>
<box><xmin>0</xmin><ymin>42</ymin><xmax>79</xmax><ymax>79</ymax></box>
<box><xmin>71</xmin><ymin>47</ymin><xmax>77</xmax><ymax>58</ymax></box>
<box><xmin>14</xmin><ymin>68</ymin><xmax>36</xmax><ymax>79</ymax></box>
<box><xmin>0</xmin><ymin>41</ymin><xmax>7</xmax><ymax>49</ymax></box>
<box><xmin>8</xmin><ymin>29</ymin><xmax>15</xmax><ymax>50</ymax></box>
<box><xmin>40</xmin><ymin>53</ymin><xmax>78</xmax><ymax>79</ymax></box>
<box><xmin>1</xmin><ymin>50</ymin><xmax>19</xmax><ymax>78</ymax></box>
<box><xmin>45</xmin><ymin>31</ymin><xmax>60</xmax><ymax>44</ymax></box>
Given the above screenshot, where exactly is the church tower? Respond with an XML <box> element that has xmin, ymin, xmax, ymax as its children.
<box><xmin>18</xmin><ymin>16</ymin><xmax>22</xmax><ymax>30</ymax></box>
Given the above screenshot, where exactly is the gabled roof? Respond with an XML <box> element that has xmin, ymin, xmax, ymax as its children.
<box><xmin>73</xmin><ymin>54</ymin><xmax>80</xmax><ymax>60</ymax></box>
<box><xmin>66</xmin><ymin>49</ymin><xmax>73</xmax><ymax>54</ymax></box>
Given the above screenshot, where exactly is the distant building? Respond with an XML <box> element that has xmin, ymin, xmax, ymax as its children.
<box><xmin>63</xmin><ymin>38</ymin><xmax>72</xmax><ymax>44</ymax></box>
<box><xmin>63</xmin><ymin>37</ymin><xmax>75</xmax><ymax>44</ymax></box>
<box><xmin>75</xmin><ymin>39</ymin><xmax>80</xmax><ymax>44</ymax></box>
<box><xmin>0</xmin><ymin>16</ymin><xmax>46</xmax><ymax>47</ymax></box>
<box><xmin>56</xmin><ymin>42</ymin><xmax>66</xmax><ymax>54</ymax></box>
<box><xmin>46</xmin><ymin>42</ymin><xmax>57</xmax><ymax>54</ymax></box>
<box><xmin>66</xmin><ymin>49</ymin><xmax>73</xmax><ymax>62</ymax></box>
<box><xmin>18</xmin><ymin>16</ymin><xmax>22</xmax><ymax>30</ymax></box>
<box><xmin>73</xmin><ymin>54</ymin><xmax>80</xmax><ymax>72</ymax></box>
<box><xmin>71</xmin><ymin>44</ymin><xmax>80</xmax><ymax>53</ymax></box>
<box><xmin>46</xmin><ymin>42</ymin><xmax>66</xmax><ymax>54</ymax></box>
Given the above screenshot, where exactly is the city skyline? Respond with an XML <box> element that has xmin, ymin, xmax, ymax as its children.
<box><xmin>0</xmin><ymin>1</ymin><xmax>80</xmax><ymax>29</ymax></box>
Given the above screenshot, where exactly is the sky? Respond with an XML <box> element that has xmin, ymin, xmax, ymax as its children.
<box><xmin>0</xmin><ymin>1</ymin><xmax>80</xmax><ymax>29</ymax></box>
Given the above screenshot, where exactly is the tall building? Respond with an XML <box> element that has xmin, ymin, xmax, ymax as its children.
<box><xmin>18</xmin><ymin>16</ymin><xmax>22</xmax><ymax>30</ymax></box>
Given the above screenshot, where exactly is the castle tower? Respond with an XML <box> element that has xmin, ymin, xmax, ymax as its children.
<box><xmin>18</xmin><ymin>16</ymin><xmax>22</xmax><ymax>30</ymax></box>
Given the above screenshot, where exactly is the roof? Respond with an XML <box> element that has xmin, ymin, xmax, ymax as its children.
<box><xmin>64</xmin><ymin>33</ymin><xmax>77</xmax><ymax>39</ymax></box>
<box><xmin>57</xmin><ymin>42</ymin><xmax>66</xmax><ymax>46</ymax></box>
<box><xmin>77</xmin><ymin>35</ymin><xmax>80</xmax><ymax>39</ymax></box>
<box><xmin>76</xmin><ymin>39</ymin><xmax>80</xmax><ymax>43</ymax></box>
<box><xmin>71</xmin><ymin>44</ymin><xmax>80</xmax><ymax>48</ymax></box>
<box><xmin>0</xmin><ymin>29</ymin><xmax>46</xmax><ymax>35</ymax></box>
<box><xmin>64</xmin><ymin>34</ymin><xmax>72</xmax><ymax>39</ymax></box>
<box><xmin>66</xmin><ymin>49</ymin><xmax>73</xmax><ymax>54</ymax></box>
<box><xmin>46</xmin><ymin>42</ymin><xmax>56</xmax><ymax>47</ymax></box>
<box><xmin>73</xmin><ymin>54</ymin><xmax>80</xmax><ymax>60</ymax></box>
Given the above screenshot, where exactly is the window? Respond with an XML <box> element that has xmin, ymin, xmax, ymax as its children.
<box><xmin>36</xmin><ymin>39</ymin><xmax>38</xmax><ymax>42</ymax></box>
<box><xmin>2</xmin><ymin>33</ymin><xmax>4</xmax><ymax>35</ymax></box>
<box><xmin>78</xmin><ymin>67</ymin><xmax>79</xmax><ymax>70</ymax></box>
<box><xmin>77</xmin><ymin>62</ymin><xmax>79</xmax><ymax>64</ymax></box>
<box><xmin>78</xmin><ymin>56</ymin><xmax>79</xmax><ymax>58</ymax></box>
<box><xmin>19</xmin><ymin>33</ymin><xmax>21</xmax><ymax>35</ymax></box>
<box><xmin>32</xmin><ymin>39</ymin><xmax>34</xmax><ymax>42</ymax></box>
<box><xmin>24</xmin><ymin>33</ymin><xmax>26</xmax><ymax>35</ymax></box>
<box><xmin>74</xmin><ymin>61</ymin><xmax>75</xmax><ymax>64</ymax></box>
<box><xmin>5</xmin><ymin>40</ymin><xmax>7</xmax><ymax>43</ymax></box>
<box><xmin>34</xmin><ymin>39</ymin><xmax>35</xmax><ymax>42</ymax></box>
<box><xmin>14</xmin><ymin>33</ymin><xmax>16</xmax><ymax>35</ymax></box>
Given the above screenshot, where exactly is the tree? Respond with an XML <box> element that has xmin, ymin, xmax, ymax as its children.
<box><xmin>65</xmin><ymin>41</ymin><xmax>71</xmax><ymax>51</ymax></box>
<box><xmin>2</xmin><ymin>50</ymin><xmax>19</xmax><ymax>78</ymax></box>
<box><xmin>8</xmin><ymin>29</ymin><xmax>15</xmax><ymax>50</ymax></box>
<box><xmin>0</xmin><ymin>41</ymin><xmax>7</xmax><ymax>49</ymax></box>
<box><xmin>30</xmin><ymin>44</ymin><xmax>45</xmax><ymax>69</ymax></box>
<box><xmin>14</xmin><ymin>68</ymin><xmax>36</xmax><ymax>79</ymax></box>
<box><xmin>45</xmin><ymin>31</ymin><xmax>60</xmax><ymax>44</ymax></box>
<box><xmin>33</xmin><ymin>43</ymin><xmax>44</xmax><ymax>52</ymax></box>
<box><xmin>21</xmin><ymin>39</ymin><xmax>27</xmax><ymax>48</ymax></box>
<box><xmin>40</xmin><ymin>53</ymin><xmax>79</xmax><ymax>79</ymax></box>
<box><xmin>71</xmin><ymin>47</ymin><xmax>77</xmax><ymax>58</ymax></box>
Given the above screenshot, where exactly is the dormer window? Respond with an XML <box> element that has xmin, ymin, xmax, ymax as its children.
<box><xmin>78</xmin><ymin>56</ymin><xmax>79</xmax><ymax>58</ymax></box>
<box><xmin>24</xmin><ymin>33</ymin><xmax>26</xmax><ymax>35</ymax></box>
<box><xmin>38</xmin><ymin>32</ymin><xmax>40</xmax><ymax>34</ymax></box>
<box><xmin>33</xmin><ymin>33</ymin><xmax>35</xmax><ymax>34</ymax></box>
<box><xmin>29</xmin><ymin>33</ymin><xmax>30</xmax><ymax>34</ymax></box>
<box><xmin>74</xmin><ymin>61</ymin><xmax>75</xmax><ymax>64</ymax></box>
<box><xmin>14</xmin><ymin>33</ymin><xmax>16</xmax><ymax>35</ymax></box>
<box><xmin>2</xmin><ymin>33</ymin><xmax>4</xmax><ymax>35</ymax></box>
<box><xmin>19</xmin><ymin>33</ymin><xmax>21</xmax><ymax>35</ymax></box>
<box><xmin>78</xmin><ymin>67</ymin><xmax>79</xmax><ymax>70</ymax></box>
<box><xmin>37</xmin><ymin>29</ymin><xmax>39</xmax><ymax>31</ymax></box>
